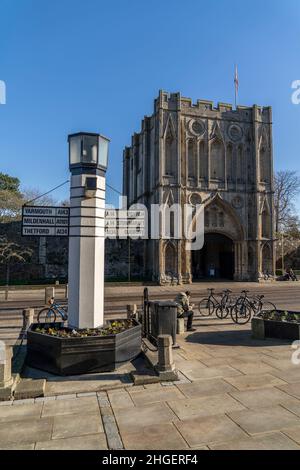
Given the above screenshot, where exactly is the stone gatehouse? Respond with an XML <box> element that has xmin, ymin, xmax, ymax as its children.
<box><xmin>123</xmin><ymin>90</ymin><xmax>275</xmax><ymax>284</ymax></box>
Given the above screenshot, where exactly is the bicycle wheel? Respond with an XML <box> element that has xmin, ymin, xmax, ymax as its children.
<box><xmin>198</xmin><ymin>298</ymin><xmax>214</xmax><ymax>316</ymax></box>
<box><xmin>216</xmin><ymin>306</ymin><xmax>229</xmax><ymax>319</ymax></box>
<box><xmin>37</xmin><ymin>307</ymin><xmax>57</xmax><ymax>324</ymax></box>
<box><xmin>231</xmin><ymin>304</ymin><xmax>252</xmax><ymax>324</ymax></box>
<box><xmin>261</xmin><ymin>301</ymin><xmax>276</xmax><ymax>313</ymax></box>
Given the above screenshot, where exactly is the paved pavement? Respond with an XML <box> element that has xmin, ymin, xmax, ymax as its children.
<box><xmin>1</xmin><ymin>305</ymin><xmax>300</xmax><ymax>449</ymax></box>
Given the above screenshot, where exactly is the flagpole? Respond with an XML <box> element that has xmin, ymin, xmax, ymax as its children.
<box><xmin>234</xmin><ymin>64</ymin><xmax>238</xmax><ymax>109</ymax></box>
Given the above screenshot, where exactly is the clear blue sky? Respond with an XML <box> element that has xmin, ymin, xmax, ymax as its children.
<box><xmin>0</xmin><ymin>0</ymin><xmax>300</xmax><ymax>207</ymax></box>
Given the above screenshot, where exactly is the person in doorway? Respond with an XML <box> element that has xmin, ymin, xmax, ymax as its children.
<box><xmin>175</xmin><ymin>291</ymin><xmax>196</xmax><ymax>332</ymax></box>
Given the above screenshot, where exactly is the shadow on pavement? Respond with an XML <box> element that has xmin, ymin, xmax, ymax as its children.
<box><xmin>184</xmin><ymin>329</ymin><xmax>290</xmax><ymax>347</ymax></box>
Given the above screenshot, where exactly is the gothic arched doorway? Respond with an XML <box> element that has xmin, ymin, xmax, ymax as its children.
<box><xmin>192</xmin><ymin>233</ymin><xmax>234</xmax><ymax>280</ymax></box>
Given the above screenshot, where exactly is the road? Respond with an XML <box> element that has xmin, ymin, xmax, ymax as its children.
<box><xmin>0</xmin><ymin>281</ymin><xmax>299</xmax><ymax>346</ymax></box>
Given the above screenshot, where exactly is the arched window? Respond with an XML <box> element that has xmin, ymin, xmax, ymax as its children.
<box><xmin>199</xmin><ymin>140</ymin><xmax>207</xmax><ymax>179</ymax></box>
<box><xmin>204</xmin><ymin>210</ymin><xmax>209</xmax><ymax>227</ymax></box>
<box><xmin>259</xmin><ymin>136</ymin><xmax>270</xmax><ymax>183</ymax></box>
<box><xmin>237</xmin><ymin>145</ymin><xmax>243</xmax><ymax>182</ymax></box>
<box><xmin>165</xmin><ymin>243</ymin><xmax>176</xmax><ymax>274</ymax></box>
<box><xmin>226</xmin><ymin>143</ymin><xmax>233</xmax><ymax>182</ymax></box>
<box><xmin>211</xmin><ymin>208</ymin><xmax>218</xmax><ymax>227</ymax></box>
<box><xmin>165</xmin><ymin>133</ymin><xmax>176</xmax><ymax>176</ymax></box>
<box><xmin>262</xmin><ymin>209</ymin><xmax>271</xmax><ymax>238</ymax></box>
<box><xmin>248</xmin><ymin>247</ymin><xmax>255</xmax><ymax>271</ymax></box>
<box><xmin>188</xmin><ymin>140</ymin><xmax>196</xmax><ymax>178</ymax></box>
<box><xmin>262</xmin><ymin>243</ymin><xmax>272</xmax><ymax>274</ymax></box>
<box><xmin>210</xmin><ymin>139</ymin><xmax>225</xmax><ymax>180</ymax></box>
<box><xmin>219</xmin><ymin>212</ymin><xmax>224</xmax><ymax>227</ymax></box>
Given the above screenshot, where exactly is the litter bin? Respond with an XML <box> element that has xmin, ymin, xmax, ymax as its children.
<box><xmin>148</xmin><ymin>301</ymin><xmax>178</xmax><ymax>347</ymax></box>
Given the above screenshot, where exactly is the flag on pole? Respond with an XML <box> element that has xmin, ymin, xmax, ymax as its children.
<box><xmin>234</xmin><ymin>64</ymin><xmax>239</xmax><ymax>108</ymax></box>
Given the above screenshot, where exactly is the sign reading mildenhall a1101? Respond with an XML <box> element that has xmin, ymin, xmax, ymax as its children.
<box><xmin>21</xmin><ymin>206</ymin><xmax>70</xmax><ymax>237</ymax></box>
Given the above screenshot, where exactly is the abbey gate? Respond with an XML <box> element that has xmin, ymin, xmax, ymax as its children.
<box><xmin>123</xmin><ymin>91</ymin><xmax>275</xmax><ymax>284</ymax></box>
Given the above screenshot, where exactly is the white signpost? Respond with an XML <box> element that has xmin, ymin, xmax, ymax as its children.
<box><xmin>21</xmin><ymin>206</ymin><xmax>69</xmax><ymax>237</ymax></box>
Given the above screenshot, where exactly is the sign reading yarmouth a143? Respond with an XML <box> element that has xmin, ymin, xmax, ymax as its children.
<box><xmin>21</xmin><ymin>205</ymin><xmax>70</xmax><ymax>237</ymax></box>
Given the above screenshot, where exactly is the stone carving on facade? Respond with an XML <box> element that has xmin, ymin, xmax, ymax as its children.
<box><xmin>187</xmin><ymin>119</ymin><xmax>205</xmax><ymax>137</ymax></box>
<box><xmin>231</xmin><ymin>196</ymin><xmax>244</xmax><ymax>209</ymax></box>
<box><xmin>189</xmin><ymin>192</ymin><xmax>202</xmax><ymax>206</ymax></box>
<box><xmin>228</xmin><ymin>123</ymin><xmax>243</xmax><ymax>142</ymax></box>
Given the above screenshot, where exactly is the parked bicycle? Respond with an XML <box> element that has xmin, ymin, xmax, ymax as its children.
<box><xmin>231</xmin><ymin>290</ymin><xmax>276</xmax><ymax>324</ymax></box>
<box><xmin>37</xmin><ymin>297</ymin><xmax>68</xmax><ymax>324</ymax></box>
<box><xmin>199</xmin><ymin>288</ymin><xmax>277</xmax><ymax>325</ymax></box>
<box><xmin>215</xmin><ymin>289</ymin><xmax>236</xmax><ymax>319</ymax></box>
<box><xmin>198</xmin><ymin>288</ymin><xmax>223</xmax><ymax>316</ymax></box>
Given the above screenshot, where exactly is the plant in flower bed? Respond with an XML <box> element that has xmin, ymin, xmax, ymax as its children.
<box><xmin>34</xmin><ymin>319</ymin><xmax>135</xmax><ymax>338</ymax></box>
<box><xmin>257</xmin><ymin>310</ymin><xmax>300</xmax><ymax>323</ymax></box>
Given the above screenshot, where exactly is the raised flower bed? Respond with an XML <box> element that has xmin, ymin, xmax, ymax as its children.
<box><xmin>26</xmin><ymin>319</ymin><xmax>142</xmax><ymax>376</ymax></box>
<box><xmin>252</xmin><ymin>310</ymin><xmax>300</xmax><ymax>341</ymax></box>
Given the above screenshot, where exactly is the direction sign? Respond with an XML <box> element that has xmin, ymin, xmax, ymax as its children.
<box><xmin>104</xmin><ymin>209</ymin><xmax>146</xmax><ymax>237</ymax></box>
<box><xmin>21</xmin><ymin>206</ymin><xmax>70</xmax><ymax>237</ymax></box>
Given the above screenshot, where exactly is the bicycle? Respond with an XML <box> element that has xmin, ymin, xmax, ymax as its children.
<box><xmin>37</xmin><ymin>297</ymin><xmax>68</xmax><ymax>324</ymax></box>
<box><xmin>198</xmin><ymin>288</ymin><xmax>222</xmax><ymax>317</ymax></box>
<box><xmin>215</xmin><ymin>289</ymin><xmax>236</xmax><ymax>319</ymax></box>
<box><xmin>231</xmin><ymin>290</ymin><xmax>276</xmax><ymax>324</ymax></box>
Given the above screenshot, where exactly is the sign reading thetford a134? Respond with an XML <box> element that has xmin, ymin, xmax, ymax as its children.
<box><xmin>21</xmin><ymin>205</ymin><xmax>70</xmax><ymax>237</ymax></box>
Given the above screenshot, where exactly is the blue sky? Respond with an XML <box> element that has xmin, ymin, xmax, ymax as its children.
<box><xmin>0</xmin><ymin>0</ymin><xmax>300</xmax><ymax>207</ymax></box>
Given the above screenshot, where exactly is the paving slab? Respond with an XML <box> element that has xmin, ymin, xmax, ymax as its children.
<box><xmin>210</xmin><ymin>432</ymin><xmax>300</xmax><ymax>450</ymax></box>
<box><xmin>107</xmin><ymin>390</ymin><xmax>135</xmax><ymax>409</ymax></box>
<box><xmin>181</xmin><ymin>365</ymin><xmax>242</xmax><ymax>382</ymax></box>
<box><xmin>168</xmin><ymin>393</ymin><xmax>245</xmax><ymax>420</ymax></box>
<box><xmin>278</xmin><ymin>382</ymin><xmax>300</xmax><ymax>400</ymax></box>
<box><xmin>280</xmin><ymin>399</ymin><xmax>300</xmax><ymax>418</ymax></box>
<box><xmin>261</xmin><ymin>357</ymin><xmax>297</xmax><ymax>371</ymax></box>
<box><xmin>228</xmin><ymin>405</ymin><xmax>300</xmax><ymax>434</ymax></box>
<box><xmin>114</xmin><ymin>402</ymin><xmax>178</xmax><ymax>433</ymax></box>
<box><xmin>0</xmin><ymin>417</ymin><xmax>53</xmax><ymax>445</ymax></box>
<box><xmin>229</xmin><ymin>387</ymin><xmax>295</xmax><ymax>409</ymax></box>
<box><xmin>177</xmin><ymin>378</ymin><xmax>237</xmax><ymax>399</ymax></box>
<box><xmin>42</xmin><ymin>396</ymin><xmax>99</xmax><ymax>417</ymax></box>
<box><xmin>226</xmin><ymin>361</ymin><xmax>279</xmax><ymax>375</ymax></box>
<box><xmin>128</xmin><ymin>387</ymin><xmax>185</xmax><ymax>406</ymax></box>
<box><xmin>200</xmin><ymin>354</ymin><xmax>263</xmax><ymax>368</ymax></box>
<box><xmin>35</xmin><ymin>433</ymin><xmax>107</xmax><ymax>450</ymax></box>
<box><xmin>175</xmin><ymin>414</ymin><xmax>248</xmax><ymax>447</ymax></box>
<box><xmin>122</xmin><ymin>423</ymin><xmax>188</xmax><ymax>450</ymax></box>
<box><xmin>0</xmin><ymin>443</ymin><xmax>35</xmax><ymax>450</ymax></box>
<box><xmin>225</xmin><ymin>373</ymin><xmax>287</xmax><ymax>391</ymax></box>
<box><xmin>14</xmin><ymin>379</ymin><xmax>45</xmax><ymax>400</ymax></box>
<box><xmin>272</xmin><ymin>369</ymin><xmax>300</xmax><ymax>384</ymax></box>
<box><xmin>45</xmin><ymin>376</ymin><xmax>131</xmax><ymax>396</ymax></box>
<box><xmin>0</xmin><ymin>402</ymin><xmax>42</xmax><ymax>422</ymax></box>
<box><xmin>282</xmin><ymin>426</ymin><xmax>300</xmax><ymax>445</ymax></box>
<box><xmin>52</xmin><ymin>412</ymin><xmax>104</xmax><ymax>439</ymax></box>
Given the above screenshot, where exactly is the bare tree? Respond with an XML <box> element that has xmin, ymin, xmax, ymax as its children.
<box><xmin>274</xmin><ymin>170</ymin><xmax>300</xmax><ymax>233</ymax></box>
<box><xmin>21</xmin><ymin>187</ymin><xmax>57</xmax><ymax>206</ymax></box>
<box><xmin>0</xmin><ymin>238</ymin><xmax>32</xmax><ymax>300</ymax></box>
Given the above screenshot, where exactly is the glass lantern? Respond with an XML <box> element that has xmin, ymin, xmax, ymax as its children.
<box><xmin>68</xmin><ymin>132</ymin><xmax>110</xmax><ymax>171</ymax></box>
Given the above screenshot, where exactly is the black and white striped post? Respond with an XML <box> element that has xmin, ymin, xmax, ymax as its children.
<box><xmin>67</xmin><ymin>132</ymin><xmax>110</xmax><ymax>329</ymax></box>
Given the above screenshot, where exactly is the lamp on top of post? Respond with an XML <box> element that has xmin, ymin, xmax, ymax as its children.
<box><xmin>68</xmin><ymin>132</ymin><xmax>109</xmax><ymax>172</ymax></box>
